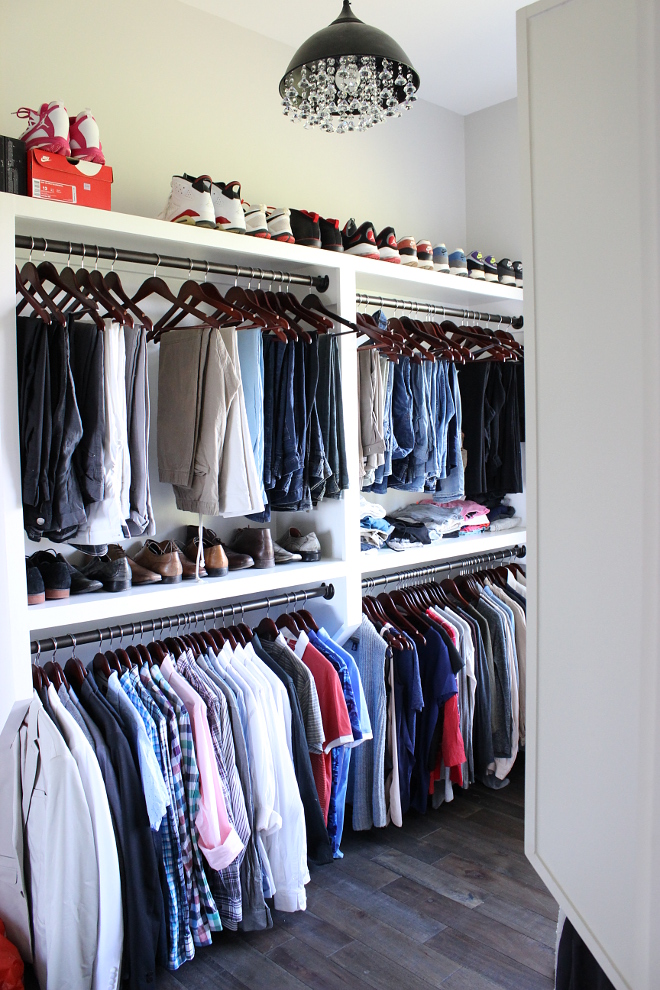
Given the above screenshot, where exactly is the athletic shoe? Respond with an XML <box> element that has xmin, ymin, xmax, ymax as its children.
<box><xmin>376</xmin><ymin>227</ymin><xmax>400</xmax><ymax>263</ymax></box>
<box><xmin>416</xmin><ymin>239</ymin><xmax>434</xmax><ymax>269</ymax></box>
<box><xmin>483</xmin><ymin>254</ymin><xmax>498</xmax><ymax>281</ymax></box>
<box><xmin>467</xmin><ymin>250</ymin><xmax>486</xmax><ymax>280</ymax></box>
<box><xmin>68</xmin><ymin>109</ymin><xmax>105</xmax><ymax>164</ymax></box>
<box><xmin>243</xmin><ymin>203</ymin><xmax>270</xmax><ymax>238</ymax></box>
<box><xmin>159</xmin><ymin>174</ymin><xmax>216</xmax><ymax>226</ymax></box>
<box><xmin>342</xmin><ymin>219</ymin><xmax>380</xmax><ymax>259</ymax></box>
<box><xmin>513</xmin><ymin>261</ymin><xmax>523</xmax><ymax>288</ymax></box>
<box><xmin>15</xmin><ymin>100</ymin><xmax>70</xmax><ymax>156</ymax></box>
<box><xmin>398</xmin><ymin>235</ymin><xmax>418</xmax><ymax>266</ymax></box>
<box><xmin>319</xmin><ymin>216</ymin><xmax>344</xmax><ymax>251</ymax></box>
<box><xmin>290</xmin><ymin>209</ymin><xmax>321</xmax><ymax>248</ymax></box>
<box><xmin>448</xmin><ymin>248</ymin><xmax>468</xmax><ymax>276</ymax></box>
<box><xmin>211</xmin><ymin>180</ymin><xmax>246</xmax><ymax>232</ymax></box>
<box><xmin>277</xmin><ymin>527</ymin><xmax>321</xmax><ymax>562</ymax></box>
<box><xmin>266</xmin><ymin>207</ymin><xmax>294</xmax><ymax>242</ymax></box>
<box><xmin>497</xmin><ymin>258</ymin><xmax>516</xmax><ymax>285</ymax></box>
<box><xmin>273</xmin><ymin>541</ymin><xmax>303</xmax><ymax>564</ymax></box>
<box><xmin>433</xmin><ymin>243</ymin><xmax>450</xmax><ymax>273</ymax></box>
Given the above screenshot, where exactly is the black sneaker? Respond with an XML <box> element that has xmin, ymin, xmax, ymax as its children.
<box><xmin>512</xmin><ymin>261</ymin><xmax>523</xmax><ymax>288</ymax></box>
<box><xmin>467</xmin><ymin>251</ymin><xmax>485</xmax><ymax>279</ymax></box>
<box><xmin>482</xmin><ymin>254</ymin><xmax>498</xmax><ymax>282</ymax></box>
<box><xmin>290</xmin><ymin>209</ymin><xmax>321</xmax><ymax>248</ymax></box>
<box><xmin>318</xmin><ymin>216</ymin><xmax>343</xmax><ymax>251</ymax></box>
<box><xmin>28</xmin><ymin>549</ymin><xmax>71</xmax><ymax>600</ymax></box>
<box><xmin>376</xmin><ymin>227</ymin><xmax>400</xmax><ymax>263</ymax></box>
<box><xmin>497</xmin><ymin>258</ymin><xmax>516</xmax><ymax>286</ymax></box>
<box><xmin>26</xmin><ymin>560</ymin><xmax>45</xmax><ymax>605</ymax></box>
<box><xmin>342</xmin><ymin>219</ymin><xmax>380</xmax><ymax>259</ymax></box>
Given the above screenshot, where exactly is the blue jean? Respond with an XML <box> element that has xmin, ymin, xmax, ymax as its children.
<box><xmin>237</xmin><ymin>329</ymin><xmax>266</xmax><ymax>504</ymax></box>
<box><xmin>434</xmin><ymin>363</ymin><xmax>464</xmax><ymax>501</ymax></box>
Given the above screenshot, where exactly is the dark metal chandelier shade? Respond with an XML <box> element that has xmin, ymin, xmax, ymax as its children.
<box><xmin>279</xmin><ymin>1</ymin><xmax>420</xmax><ymax>133</ymax></box>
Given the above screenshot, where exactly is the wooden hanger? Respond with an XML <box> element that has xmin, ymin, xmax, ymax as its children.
<box><xmin>133</xmin><ymin>264</ymin><xmax>223</xmax><ymax>339</ymax></box>
<box><xmin>16</xmin><ymin>265</ymin><xmax>52</xmax><ymax>322</ymax></box>
<box><xmin>376</xmin><ymin>592</ymin><xmax>426</xmax><ymax>647</ymax></box>
<box><xmin>256</xmin><ymin>615</ymin><xmax>280</xmax><ymax>642</ymax></box>
<box><xmin>102</xmin><ymin>261</ymin><xmax>154</xmax><ymax>333</ymax></box>
<box><xmin>20</xmin><ymin>258</ymin><xmax>66</xmax><ymax>324</ymax></box>
<box><xmin>296</xmin><ymin>609</ymin><xmax>319</xmax><ymax>633</ymax></box>
<box><xmin>64</xmin><ymin>656</ymin><xmax>88</xmax><ymax>693</ymax></box>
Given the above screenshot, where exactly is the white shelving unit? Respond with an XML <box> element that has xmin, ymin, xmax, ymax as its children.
<box><xmin>0</xmin><ymin>192</ymin><xmax>525</xmax><ymax>736</ymax></box>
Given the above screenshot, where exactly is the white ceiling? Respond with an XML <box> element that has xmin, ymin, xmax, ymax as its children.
<box><xmin>179</xmin><ymin>0</ymin><xmax>527</xmax><ymax>115</ymax></box>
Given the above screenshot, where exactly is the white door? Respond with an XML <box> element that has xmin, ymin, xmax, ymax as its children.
<box><xmin>518</xmin><ymin>1</ymin><xmax>660</xmax><ymax>987</ymax></box>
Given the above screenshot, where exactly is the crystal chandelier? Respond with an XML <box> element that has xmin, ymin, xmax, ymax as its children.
<box><xmin>279</xmin><ymin>1</ymin><xmax>420</xmax><ymax>133</ymax></box>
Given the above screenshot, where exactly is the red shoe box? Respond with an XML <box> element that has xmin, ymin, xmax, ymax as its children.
<box><xmin>27</xmin><ymin>149</ymin><xmax>113</xmax><ymax>210</ymax></box>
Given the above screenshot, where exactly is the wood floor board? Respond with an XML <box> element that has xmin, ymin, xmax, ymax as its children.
<box><xmin>207</xmin><ymin>937</ymin><xmax>311</xmax><ymax>990</ymax></box>
<box><xmin>330</xmin><ymin>938</ymin><xmax>459</xmax><ymax>990</ymax></box>
<box><xmin>426</xmin><ymin>928</ymin><xmax>554</xmax><ymax>990</ymax></box>
<box><xmin>272</xmin><ymin>908</ymin><xmax>355</xmax><ymax>957</ymax></box>
<box><xmin>327</xmin><ymin>849</ymin><xmax>401</xmax><ymax>889</ymax></box>
<box><xmin>269</xmin><ymin>937</ymin><xmax>368</xmax><ymax>990</ymax></box>
<box><xmin>437</xmin><ymin>853</ymin><xmax>558</xmax><ymax>920</ymax></box>
<box><xmin>371</xmin><ymin>848</ymin><xmax>485</xmax><ymax>907</ymax></box>
<box><xmin>382</xmin><ymin>876</ymin><xmax>554</xmax><ymax>977</ymax></box>
<box><xmin>476</xmin><ymin>896</ymin><xmax>557</xmax><ymax>948</ymax></box>
<box><xmin>467</xmin><ymin>808</ymin><xmax>526</xmax><ymax>841</ymax></box>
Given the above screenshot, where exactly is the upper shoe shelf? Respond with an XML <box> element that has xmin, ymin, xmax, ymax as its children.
<box><xmin>360</xmin><ymin>527</ymin><xmax>527</xmax><ymax>576</ymax></box>
<box><xmin>8</xmin><ymin>196</ymin><xmax>523</xmax><ymax>311</ymax></box>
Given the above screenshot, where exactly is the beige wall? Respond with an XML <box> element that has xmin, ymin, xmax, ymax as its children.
<box><xmin>465</xmin><ymin>97</ymin><xmax>521</xmax><ymax>261</ymax></box>
<box><xmin>0</xmin><ymin>0</ymin><xmax>467</xmax><ymax>248</ymax></box>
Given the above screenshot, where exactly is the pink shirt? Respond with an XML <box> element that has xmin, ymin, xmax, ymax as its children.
<box><xmin>427</xmin><ymin>607</ymin><xmax>459</xmax><ymax>648</ymax></box>
<box><xmin>161</xmin><ymin>655</ymin><xmax>243</xmax><ymax>870</ymax></box>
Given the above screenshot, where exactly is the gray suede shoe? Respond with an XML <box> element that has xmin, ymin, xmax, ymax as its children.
<box><xmin>277</xmin><ymin>528</ymin><xmax>321</xmax><ymax>562</ymax></box>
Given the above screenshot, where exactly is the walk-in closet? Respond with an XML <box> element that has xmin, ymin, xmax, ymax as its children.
<box><xmin>0</xmin><ymin>2</ymin><xmax>657</xmax><ymax>989</ymax></box>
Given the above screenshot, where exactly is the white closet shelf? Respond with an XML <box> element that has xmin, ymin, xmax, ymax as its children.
<box><xmin>27</xmin><ymin>559</ymin><xmax>347</xmax><ymax>633</ymax></box>
<box><xmin>360</xmin><ymin>527</ymin><xmax>527</xmax><ymax>576</ymax></box>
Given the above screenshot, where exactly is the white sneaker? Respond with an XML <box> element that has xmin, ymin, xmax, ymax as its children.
<box><xmin>15</xmin><ymin>100</ymin><xmax>71</xmax><ymax>156</ymax></box>
<box><xmin>159</xmin><ymin>174</ymin><xmax>215</xmax><ymax>227</ymax></box>
<box><xmin>243</xmin><ymin>203</ymin><xmax>270</xmax><ymax>238</ymax></box>
<box><xmin>211</xmin><ymin>180</ymin><xmax>246</xmax><ymax>233</ymax></box>
<box><xmin>266</xmin><ymin>207</ymin><xmax>294</xmax><ymax>243</ymax></box>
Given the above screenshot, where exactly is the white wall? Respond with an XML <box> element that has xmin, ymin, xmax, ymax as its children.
<box><xmin>465</xmin><ymin>97</ymin><xmax>521</xmax><ymax>261</ymax></box>
<box><xmin>0</xmin><ymin>0</ymin><xmax>466</xmax><ymax>248</ymax></box>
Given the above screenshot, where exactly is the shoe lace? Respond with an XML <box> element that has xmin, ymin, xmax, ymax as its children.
<box><xmin>13</xmin><ymin>107</ymin><xmax>38</xmax><ymax>124</ymax></box>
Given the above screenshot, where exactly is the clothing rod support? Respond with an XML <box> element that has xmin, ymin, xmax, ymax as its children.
<box><xmin>355</xmin><ymin>291</ymin><xmax>523</xmax><ymax>330</ymax></box>
<box><xmin>361</xmin><ymin>545</ymin><xmax>526</xmax><ymax>591</ymax></box>
<box><xmin>30</xmin><ymin>583</ymin><xmax>335</xmax><ymax>657</ymax></box>
<box><xmin>15</xmin><ymin>234</ymin><xmax>331</xmax><ymax>293</ymax></box>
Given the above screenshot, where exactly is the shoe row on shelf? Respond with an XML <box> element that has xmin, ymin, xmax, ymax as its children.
<box><xmin>25</xmin><ymin>526</ymin><xmax>322</xmax><ymax>603</ymax></box>
<box><xmin>159</xmin><ymin>173</ymin><xmax>523</xmax><ymax>285</ymax></box>
<box><xmin>14</xmin><ymin>99</ymin><xmax>105</xmax><ymax>163</ymax></box>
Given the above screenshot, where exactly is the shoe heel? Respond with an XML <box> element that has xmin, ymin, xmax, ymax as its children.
<box><xmin>161</xmin><ymin>574</ymin><xmax>183</xmax><ymax>584</ymax></box>
<box><xmin>45</xmin><ymin>588</ymin><xmax>70</xmax><ymax>600</ymax></box>
<box><xmin>207</xmin><ymin>567</ymin><xmax>229</xmax><ymax>577</ymax></box>
<box><xmin>104</xmin><ymin>580</ymin><xmax>131</xmax><ymax>593</ymax></box>
<box><xmin>28</xmin><ymin>593</ymin><xmax>46</xmax><ymax>606</ymax></box>
<box><xmin>300</xmin><ymin>551</ymin><xmax>321</xmax><ymax>562</ymax></box>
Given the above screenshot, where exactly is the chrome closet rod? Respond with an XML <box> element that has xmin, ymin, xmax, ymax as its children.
<box><xmin>355</xmin><ymin>291</ymin><xmax>523</xmax><ymax>330</ymax></box>
<box><xmin>361</xmin><ymin>545</ymin><xmax>526</xmax><ymax>591</ymax></box>
<box><xmin>15</xmin><ymin>234</ymin><xmax>331</xmax><ymax>292</ymax></box>
<box><xmin>30</xmin><ymin>582</ymin><xmax>335</xmax><ymax>657</ymax></box>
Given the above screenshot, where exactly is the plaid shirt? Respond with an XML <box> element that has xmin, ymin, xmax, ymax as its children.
<box><xmin>177</xmin><ymin>652</ymin><xmax>245</xmax><ymax>929</ymax></box>
<box><xmin>140</xmin><ymin>667</ymin><xmax>195</xmax><ymax>965</ymax></box>
<box><xmin>151</xmin><ymin>664</ymin><xmax>222</xmax><ymax>944</ymax></box>
<box><xmin>126</xmin><ymin>668</ymin><xmax>184</xmax><ymax>969</ymax></box>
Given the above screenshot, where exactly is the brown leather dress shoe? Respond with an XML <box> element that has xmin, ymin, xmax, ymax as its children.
<box><xmin>185</xmin><ymin>526</ymin><xmax>248</xmax><ymax>572</ymax></box>
<box><xmin>175</xmin><ymin>543</ymin><xmax>208</xmax><ymax>580</ymax></box>
<box><xmin>108</xmin><ymin>544</ymin><xmax>161</xmax><ymax>586</ymax></box>
<box><xmin>133</xmin><ymin>540</ymin><xmax>183</xmax><ymax>583</ymax></box>
<box><xmin>182</xmin><ymin>537</ymin><xmax>225</xmax><ymax>577</ymax></box>
<box><xmin>229</xmin><ymin>527</ymin><xmax>275</xmax><ymax>568</ymax></box>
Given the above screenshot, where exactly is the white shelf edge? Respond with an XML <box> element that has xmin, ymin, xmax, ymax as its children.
<box><xmin>360</xmin><ymin>528</ymin><xmax>527</xmax><ymax>577</ymax></box>
<box><xmin>27</xmin><ymin>559</ymin><xmax>348</xmax><ymax>633</ymax></box>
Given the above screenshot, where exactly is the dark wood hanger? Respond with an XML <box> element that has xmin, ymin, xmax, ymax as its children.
<box><xmin>164</xmin><ymin>636</ymin><xmax>183</xmax><ymax>660</ymax></box>
<box><xmin>256</xmin><ymin>616</ymin><xmax>280</xmax><ymax>641</ymax></box>
<box><xmin>151</xmin><ymin>280</ymin><xmax>231</xmax><ymax>340</ymax></box>
<box><xmin>105</xmin><ymin>650</ymin><xmax>123</xmax><ymax>675</ymax></box>
<box><xmin>64</xmin><ymin>656</ymin><xmax>88</xmax><ymax>693</ymax></box>
<box><xmin>376</xmin><ymin>592</ymin><xmax>426</xmax><ymax>647</ymax></box>
<box><xmin>291</xmin><ymin>611</ymin><xmax>311</xmax><ymax>634</ymax></box>
<box><xmin>296</xmin><ymin>609</ymin><xmax>319</xmax><ymax>633</ymax></box>
<box><xmin>20</xmin><ymin>260</ymin><xmax>66</xmax><ymax>324</ymax></box>
<box><xmin>16</xmin><ymin>265</ymin><xmax>52</xmax><ymax>322</ymax></box>
<box><xmin>237</xmin><ymin>622</ymin><xmax>254</xmax><ymax>643</ymax></box>
<box><xmin>93</xmin><ymin>651</ymin><xmax>112</xmax><ymax>679</ymax></box>
<box><xmin>115</xmin><ymin>647</ymin><xmax>133</xmax><ymax>671</ymax></box>
<box><xmin>75</xmin><ymin>265</ymin><xmax>126</xmax><ymax>324</ymax></box>
<box><xmin>103</xmin><ymin>268</ymin><xmax>153</xmax><ymax>333</ymax></box>
<box><xmin>147</xmin><ymin>641</ymin><xmax>166</xmax><ymax>665</ymax></box>
<box><xmin>276</xmin><ymin>612</ymin><xmax>302</xmax><ymax>637</ymax></box>
<box><xmin>133</xmin><ymin>274</ymin><xmax>222</xmax><ymax>340</ymax></box>
<box><xmin>44</xmin><ymin>659</ymin><xmax>68</xmax><ymax>691</ymax></box>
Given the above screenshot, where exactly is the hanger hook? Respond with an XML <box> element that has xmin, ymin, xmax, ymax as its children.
<box><xmin>71</xmin><ymin>634</ymin><xmax>77</xmax><ymax>659</ymax></box>
<box><xmin>95</xmin><ymin>245</ymin><xmax>99</xmax><ymax>271</ymax></box>
<box><xmin>234</xmin><ymin>264</ymin><xmax>239</xmax><ymax>287</ymax></box>
<box><xmin>42</xmin><ymin>237</ymin><xmax>48</xmax><ymax>260</ymax></box>
<box><xmin>153</xmin><ymin>254</ymin><xmax>161</xmax><ymax>278</ymax></box>
<box><xmin>266</xmin><ymin>596</ymin><xmax>271</xmax><ymax>618</ymax></box>
<box><xmin>29</xmin><ymin>237</ymin><xmax>34</xmax><ymax>263</ymax></box>
<box><xmin>68</xmin><ymin>242</ymin><xmax>73</xmax><ymax>267</ymax></box>
<box><xmin>188</xmin><ymin>257</ymin><xmax>193</xmax><ymax>279</ymax></box>
<box><xmin>99</xmin><ymin>627</ymin><xmax>104</xmax><ymax>647</ymax></box>
<box><xmin>111</xmin><ymin>247</ymin><xmax>117</xmax><ymax>272</ymax></box>
<box><xmin>35</xmin><ymin>640</ymin><xmax>41</xmax><ymax>664</ymax></box>
<box><xmin>52</xmin><ymin>636</ymin><xmax>58</xmax><ymax>662</ymax></box>
<box><xmin>205</xmin><ymin>260</ymin><xmax>209</xmax><ymax>283</ymax></box>
<box><xmin>81</xmin><ymin>243</ymin><xmax>86</xmax><ymax>269</ymax></box>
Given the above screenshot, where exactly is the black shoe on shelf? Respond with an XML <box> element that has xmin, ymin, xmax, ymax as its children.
<box><xmin>290</xmin><ymin>209</ymin><xmax>321</xmax><ymax>248</ymax></box>
<box><xmin>497</xmin><ymin>258</ymin><xmax>516</xmax><ymax>286</ymax></box>
<box><xmin>28</xmin><ymin>549</ymin><xmax>71</xmax><ymax>600</ymax></box>
<box><xmin>26</xmin><ymin>560</ymin><xmax>45</xmax><ymax>606</ymax></box>
<box><xmin>318</xmin><ymin>215</ymin><xmax>344</xmax><ymax>251</ymax></box>
<box><xmin>512</xmin><ymin>260</ymin><xmax>523</xmax><ymax>288</ymax></box>
<box><xmin>79</xmin><ymin>554</ymin><xmax>132</xmax><ymax>593</ymax></box>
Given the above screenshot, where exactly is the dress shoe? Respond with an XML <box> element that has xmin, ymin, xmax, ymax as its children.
<box><xmin>229</xmin><ymin>527</ymin><xmax>275</xmax><ymax>569</ymax></box>
<box><xmin>278</xmin><ymin>527</ymin><xmax>321</xmax><ymax>562</ymax></box>
<box><xmin>108</xmin><ymin>544</ymin><xmax>161</xmax><ymax>586</ymax></box>
<box><xmin>28</xmin><ymin>549</ymin><xmax>71</xmax><ymax>599</ymax></box>
<box><xmin>133</xmin><ymin>540</ymin><xmax>183</xmax><ymax>584</ymax></box>
<box><xmin>26</xmin><ymin>560</ymin><xmax>45</xmax><ymax>605</ymax></box>
<box><xmin>273</xmin><ymin>541</ymin><xmax>302</xmax><ymax>564</ymax></box>
<box><xmin>185</xmin><ymin>526</ymin><xmax>249</xmax><ymax>572</ymax></box>
<box><xmin>174</xmin><ymin>541</ymin><xmax>209</xmax><ymax>579</ymax></box>
<box><xmin>79</xmin><ymin>553</ymin><xmax>132</xmax><ymax>593</ymax></box>
<box><xmin>30</xmin><ymin>548</ymin><xmax>103</xmax><ymax>595</ymax></box>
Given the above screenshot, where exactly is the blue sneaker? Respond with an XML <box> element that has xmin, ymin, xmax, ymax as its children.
<box><xmin>467</xmin><ymin>250</ymin><xmax>485</xmax><ymax>279</ymax></box>
<box><xmin>448</xmin><ymin>248</ymin><xmax>468</xmax><ymax>277</ymax></box>
<box><xmin>433</xmin><ymin>243</ymin><xmax>449</xmax><ymax>273</ymax></box>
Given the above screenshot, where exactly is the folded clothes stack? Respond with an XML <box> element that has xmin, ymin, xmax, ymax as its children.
<box><xmin>364</xmin><ymin>495</ymin><xmax>522</xmax><ymax>552</ymax></box>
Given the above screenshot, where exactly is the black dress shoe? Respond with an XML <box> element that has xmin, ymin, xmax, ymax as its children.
<box><xmin>79</xmin><ymin>554</ymin><xmax>132</xmax><ymax>593</ymax></box>
<box><xmin>64</xmin><ymin>558</ymin><xmax>103</xmax><ymax>595</ymax></box>
<box><xmin>28</xmin><ymin>550</ymin><xmax>71</xmax><ymax>600</ymax></box>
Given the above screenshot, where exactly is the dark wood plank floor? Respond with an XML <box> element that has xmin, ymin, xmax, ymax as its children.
<box><xmin>157</xmin><ymin>756</ymin><xmax>557</xmax><ymax>990</ymax></box>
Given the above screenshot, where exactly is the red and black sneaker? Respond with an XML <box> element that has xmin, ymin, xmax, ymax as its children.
<box><xmin>319</xmin><ymin>216</ymin><xmax>344</xmax><ymax>251</ymax></box>
<box><xmin>376</xmin><ymin>227</ymin><xmax>401</xmax><ymax>263</ymax></box>
<box><xmin>342</xmin><ymin>219</ymin><xmax>380</xmax><ymax>259</ymax></box>
<box><xmin>290</xmin><ymin>209</ymin><xmax>322</xmax><ymax>248</ymax></box>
